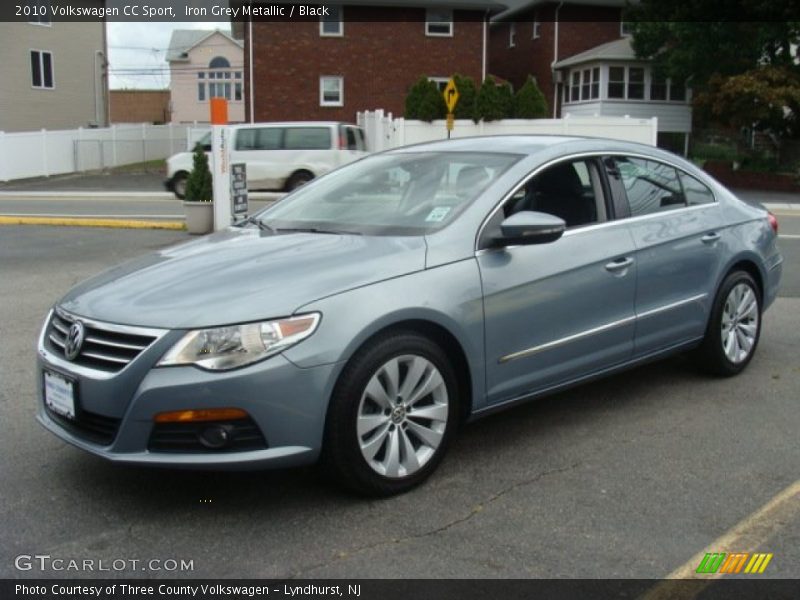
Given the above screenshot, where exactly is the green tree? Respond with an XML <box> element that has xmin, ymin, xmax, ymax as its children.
<box><xmin>625</xmin><ymin>4</ymin><xmax>800</xmax><ymax>89</ymax></box>
<box><xmin>476</xmin><ymin>78</ymin><xmax>514</xmax><ymax>122</ymax></box>
<box><xmin>184</xmin><ymin>143</ymin><xmax>213</xmax><ymax>202</ymax></box>
<box><xmin>513</xmin><ymin>76</ymin><xmax>548</xmax><ymax>118</ymax></box>
<box><xmin>404</xmin><ymin>77</ymin><xmax>446</xmax><ymax>121</ymax></box>
<box><xmin>452</xmin><ymin>74</ymin><xmax>478</xmax><ymax>121</ymax></box>
<box><xmin>697</xmin><ymin>66</ymin><xmax>800</xmax><ymax>136</ymax></box>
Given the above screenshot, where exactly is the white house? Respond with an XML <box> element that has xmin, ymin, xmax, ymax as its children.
<box><xmin>554</xmin><ymin>37</ymin><xmax>693</xmax><ymax>155</ymax></box>
<box><xmin>166</xmin><ymin>29</ymin><xmax>244</xmax><ymax>124</ymax></box>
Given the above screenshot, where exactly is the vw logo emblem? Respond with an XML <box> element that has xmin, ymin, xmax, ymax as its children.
<box><xmin>64</xmin><ymin>321</ymin><xmax>85</xmax><ymax>361</ymax></box>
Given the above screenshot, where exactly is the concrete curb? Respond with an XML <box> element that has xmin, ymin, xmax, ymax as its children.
<box><xmin>0</xmin><ymin>216</ymin><xmax>185</xmax><ymax>230</ymax></box>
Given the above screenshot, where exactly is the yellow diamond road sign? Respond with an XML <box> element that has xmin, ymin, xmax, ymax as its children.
<box><xmin>443</xmin><ymin>78</ymin><xmax>459</xmax><ymax>113</ymax></box>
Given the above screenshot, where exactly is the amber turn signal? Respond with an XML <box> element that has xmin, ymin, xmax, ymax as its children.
<box><xmin>154</xmin><ymin>408</ymin><xmax>248</xmax><ymax>423</ymax></box>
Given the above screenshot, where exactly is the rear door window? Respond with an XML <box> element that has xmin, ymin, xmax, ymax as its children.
<box><xmin>679</xmin><ymin>171</ymin><xmax>716</xmax><ymax>206</ymax></box>
<box><xmin>284</xmin><ymin>127</ymin><xmax>332</xmax><ymax>150</ymax></box>
<box><xmin>614</xmin><ymin>157</ymin><xmax>685</xmax><ymax>216</ymax></box>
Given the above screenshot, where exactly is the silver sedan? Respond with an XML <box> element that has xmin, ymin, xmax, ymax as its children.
<box><xmin>37</xmin><ymin>136</ymin><xmax>783</xmax><ymax>496</ymax></box>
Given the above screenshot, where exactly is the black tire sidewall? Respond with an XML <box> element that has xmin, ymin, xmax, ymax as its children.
<box><xmin>702</xmin><ymin>271</ymin><xmax>762</xmax><ymax>376</ymax></box>
<box><xmin>324</xmin><ymin>332</ymin><xmax>459</xmax><ymax>496</ymax></box>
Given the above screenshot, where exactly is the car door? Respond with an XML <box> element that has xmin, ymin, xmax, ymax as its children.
<box><xmin>610</xmin><ymin>156</ymin><xmax>725</xmax><ymax>356</ymax></box>
<box><xmin>478</xmin><ymin>158</ymin><xmax>638</xmax><ymax>405</ymax></box>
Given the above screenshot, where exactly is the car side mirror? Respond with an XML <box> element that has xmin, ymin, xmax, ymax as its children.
<box><xmin>495</xmin><ymin>211</ymin><xmax>566</xmax><ymax>246</ymax></box>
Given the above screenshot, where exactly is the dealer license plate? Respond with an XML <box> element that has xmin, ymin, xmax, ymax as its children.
<box><xmin>44</xmin><ymin>370</ymin><xmax>76</xmax><ymax>420</ymax></box>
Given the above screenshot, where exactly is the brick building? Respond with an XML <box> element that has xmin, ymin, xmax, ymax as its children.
<box><xmin>110</xmin><ymin>90</ymin><xmax>171</xmax><ymax>124</ymax></box>
<box><xmin>490</xmin><ymin>0</ymin><xmax>692</xmax><ymax>153</ymax></box>
<box><xmin>238</xmin><ymin>1</ymin><xmax>505</xmax><ymax>123</ymax></box>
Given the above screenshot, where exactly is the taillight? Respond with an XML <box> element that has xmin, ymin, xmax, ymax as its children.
<box><xmin>767</xmin><ymin>211</ymin><xmax>779</xmax><ymax>235</ymax></box>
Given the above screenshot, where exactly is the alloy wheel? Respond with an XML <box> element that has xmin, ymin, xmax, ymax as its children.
<box><xmin>720</xmin><ymin>282</ymin><xmax>759</xmax><ymax>364</ymax></box>
<box><xmin>356</xmin><ymin>354</ymin><xmax>449</xmax><ymax>478</ymax></box>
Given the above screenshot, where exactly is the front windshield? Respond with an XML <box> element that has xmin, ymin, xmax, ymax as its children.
<box><xmin>258</xmin><ymin>151</ymin><xmax>521</xmax><ymax>236</ymax></box>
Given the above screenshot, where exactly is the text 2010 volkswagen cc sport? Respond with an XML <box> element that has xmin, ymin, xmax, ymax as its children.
<box><xmin>37</xmin><ymin>136</ymin><xmax>782</xmax><ymax>496</ymax></box>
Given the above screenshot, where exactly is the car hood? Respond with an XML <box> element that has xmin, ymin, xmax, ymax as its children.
<box><xmin>59</xmin><ymin>228</ymin><xmax>427</xmax><ymax>329</ymax></box>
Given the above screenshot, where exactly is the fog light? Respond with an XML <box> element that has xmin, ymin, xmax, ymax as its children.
<box><xmin>198</xmin><ymin>424</ymin><xmax>234</xmax><ymax>449</ymax></box>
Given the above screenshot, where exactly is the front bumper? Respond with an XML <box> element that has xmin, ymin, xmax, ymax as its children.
<box><xmin>37</xmin><ymin>320</ymin><xmax>341</xmax><ymax>470</ymax></box>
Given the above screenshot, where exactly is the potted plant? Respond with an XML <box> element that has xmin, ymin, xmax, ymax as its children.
<box><xmin>183</xmin><ymin>143</ymin><xmax>214</xmax><ymax>234</ymax></box>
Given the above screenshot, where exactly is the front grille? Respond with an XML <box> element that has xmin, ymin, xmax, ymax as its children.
<box><xmin>46</xmin><ymin>309</ymin><xmax>159</xmax><ymax>373</ymax></box>
<box><xmin>45</xmin><ymin>404</ymin><xmax>121</xmax><ymax>446</ymax></box>
<box><xmin>148</xmin><ymin>418</ymin><xmax>268</xmax><ymax>453</ymax></box>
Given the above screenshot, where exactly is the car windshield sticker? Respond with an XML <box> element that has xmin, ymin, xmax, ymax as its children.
<box><xmin>425</xmin><ymin>207</ymin><xmax>451</xmax><ymax>222</ymax></box>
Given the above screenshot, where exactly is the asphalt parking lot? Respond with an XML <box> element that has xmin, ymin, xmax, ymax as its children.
<box><xmin>1</xmin><ymin>224</ymin><xmax>798</xmax><ymax>580</ymax></box>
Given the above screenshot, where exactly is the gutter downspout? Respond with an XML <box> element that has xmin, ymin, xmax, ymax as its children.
<box><xmin>248</xmin><ymin>9</ymin><xmax>255</xmax><ymax>123</ymax></box>
<box><xmin>551</xmin><ymin>1</ymin><xmax>563</xmax><ymax>118</ymax></box>
<box><xmin>482</xmin><ymin>10</ymin><xmax>488</xmax><ymax>81</ymax></box>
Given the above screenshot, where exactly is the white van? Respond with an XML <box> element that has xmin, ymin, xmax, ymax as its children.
<box><xmin>165</xmin><ymin>122</ymin><xmax>368</xmax><ymax>198</ymax></box>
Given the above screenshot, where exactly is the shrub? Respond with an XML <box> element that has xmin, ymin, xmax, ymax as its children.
<box><xmin>184</xmin><ymin>143</ymin><xmax>213</xmax><ymax>202</ymax></box>
<box><xmin>405</xmin><ymin>77</ymin><xmax>446</xmax><ymax>122</ymax></box>
<box><xmin>476</xmin><ymin>78</ymin><xmax>514</xmax><ymax>122</ymax></box>
<box><xmin>452</xmin><ymin>74</ymin><xmax>478</xmax><ymax>121</ymax></box>
<box><xmin>513</xmin><ymin>76</ymin><xmax>548</xmax><ymax>118</ymax></box>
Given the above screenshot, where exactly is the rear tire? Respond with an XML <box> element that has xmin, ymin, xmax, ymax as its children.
<box><xmin>323</xmin><ymin>332</ymin><xmax>458</xmax><ymax>496</ymax></box>
<box><xmin>285</xmin><ymin>170</ymin><xmax>313</xmax><ymax>191</ymax></box>
<box><xmin>696</xmin><ymin>270</ymin><xmax>762</xmax><ymax>376</ymax></box>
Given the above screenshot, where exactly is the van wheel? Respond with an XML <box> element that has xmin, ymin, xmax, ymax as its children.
<box><xmin>323</xmin><ymin>332</ymin><xmax>458</xmax><ymax>496</ymax></box>
<box><xmin>172</xmin><ymin>172</ymin><xmax>188</xmax><ymax>200</ymax></box>
<box><xmin>286</xmin><ymin>171</ymin><xmax>313</xmax><ymax>191</ymax></box>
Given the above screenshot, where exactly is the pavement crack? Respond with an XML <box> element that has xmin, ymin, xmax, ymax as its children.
<box><xmin>288</xmin><ymin>461</ymin><xmax>581</xmax><ymax>578</ymax></box>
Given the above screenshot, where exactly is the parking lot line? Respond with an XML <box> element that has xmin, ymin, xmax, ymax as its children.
<box><xmin>642</xmin><ymin>479</ymin><xmax>800</xmax><ymax>599</ymax></box>
<box><xmin>0</xmin><ymin>216</ymin><xmax>185</xmax><ymax>230</ymax></box>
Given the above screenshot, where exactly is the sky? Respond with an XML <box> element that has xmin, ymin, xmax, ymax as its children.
<box><xmin>107</xmin><ymin>21</ymin><xmax>231</xmax><ymax>90</ymax></box>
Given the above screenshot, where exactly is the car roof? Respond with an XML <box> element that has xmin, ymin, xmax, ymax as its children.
<box><xmin>387</xmin><ymin>134</ymin><xmax>680</xmax><ymax>161</ymax></box>
<box><xmin>227</xmin><ymin>121</ymin><xmax>358</xmax><ymax>129</ymax></box>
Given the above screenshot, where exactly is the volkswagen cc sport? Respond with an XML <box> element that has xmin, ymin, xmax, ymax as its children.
<box><xmin>37</xmin><ymin>136</ymin><xmax>783</xmax><ymax>496</ymax></box>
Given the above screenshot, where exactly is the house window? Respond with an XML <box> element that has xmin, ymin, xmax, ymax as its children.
<box><xmin>426</xmin><ymin>9</ymin><xmax>453</xmax><ymax>37</ymax></box>
<box><xmin>532</xmin><ymin>18</ymin><xmax>540</xmax><ymax>39</ymax></box>
<box><xmin>320</xmin><ymin>6</ymin><xmax>343</xmax><ymax>36</ymax></box>
<box><xmin>620</xmin><ymin>21</ymin><xmax>633</xmax><ymax>37</ymax></box>
<box><xmin>509</xmin><ymin>23</ymin><xmax>516</xmax><ymax>48</ymax></box>
<box><xmin>608</xmin><ymin>66</ymin><xmax>625</xmax><ymax>98</ymax></box>
<box><xmin>320</xmin><ymin>76</ymin><xmax>343</xmax><ymax>106</ymax></box>
<box><xmin>570</xmin><ymin>71</ymin><xmax>580</xmax><ymax>102</ymax></box>
<box><xmin>428</xmin><ymin>77</ymin><xmax>449</xmax><ymax>92</ymax></box>
<box><xmin>197</xmin><ymin>58</ymin><xmax>243</xmax><ymax>102</ymax></box>
<box><xmin>628</xmin><ymin>67</ymin><xmax>644</xmax><ymax>99</ymax></box>
<box><xmin>30</xmin><ymin>50</ymin><xmax>53</xmax><ymax>89</ymax></box>
<box><xmin>565</xmin><ymin>68</ymin><xmax>600</xmax><ymax>103</ymax></box>
<box><xmin>650</xmin><ymin>75</ymin><xmax>667</xmax><ymax>100</ymax></box>
<box><xmin>669</xmin><ymin>80</ymin><xmax>686</xmax><ymax>101</ymax></box>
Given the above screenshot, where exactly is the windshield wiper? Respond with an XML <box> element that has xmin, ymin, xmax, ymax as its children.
<box><xmin>275</xmin><ymin>227</ymin><xmax>362</xmax><ymax>236</ymax></box>
<box><xmin>238</xmin><ymin>215</ymin><xmax>276</xmax><ymax>234</ymax></box>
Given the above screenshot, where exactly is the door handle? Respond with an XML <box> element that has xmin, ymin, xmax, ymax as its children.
<box><xmin>605</xmin><ymin>257</ymin><xmax>634</xmax><ymax>273</ymax></box>
<box><xmin>701</xmin><ymin>232</ymin><xmax>721</xmax><ymax>244</ymax></box>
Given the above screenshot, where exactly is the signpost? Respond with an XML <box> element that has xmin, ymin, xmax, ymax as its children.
<box><xmin>210</xmin><ymin>97</ymin><xmax>232</xmax><ymax>231</ymax></box>
<box><xmin>443</xmin><ymin>78</ymin><xmax>459</xmax><ymax>139</ymax></box>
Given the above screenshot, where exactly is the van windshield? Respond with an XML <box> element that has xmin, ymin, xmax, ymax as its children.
<box><xmin>257</xmin><ymin>151</ymin><xmax>521</xmax><ymax>236</ymax></box>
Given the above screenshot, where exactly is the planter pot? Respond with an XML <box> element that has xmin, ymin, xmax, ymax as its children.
<box><xmin>183</xmin><ymin>201</ymin><xmax>213</xmax><ymax>234</ymax></box>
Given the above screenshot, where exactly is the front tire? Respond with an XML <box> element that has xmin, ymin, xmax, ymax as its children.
<box><xmin>172</xmin><ymin>172</ymin><xmax>188</xmax><ymax>200</ymax></box>
<box><xmin>323</xmin><ymin>332</ymin><xmax>458</xmax><ymax>496</ymax></box>
<box><xmin>285</xmin><ymin>170</ymin><xmax>314</xmax><ymax>191</ymax></box>
<box><xmin>697</xmin><ymin>270</ymin><xmax>762</xmax><ymax>376</ymax></box>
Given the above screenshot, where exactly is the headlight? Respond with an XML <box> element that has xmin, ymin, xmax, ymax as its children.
<box><xmin>157</xmin><ymin>313</ymin><xmax>320</xmax><ymax>371</ymax></box>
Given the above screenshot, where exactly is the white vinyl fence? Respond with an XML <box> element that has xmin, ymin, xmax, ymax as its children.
<box><xmin>357</xmin><ymin>110</ymin><xmax>658</xmax><ymax>153</ymax></box>
<box><xmin>0</xmin><ymin>123</ymin><xmax>211</xmax><ymax>182</ymax></box>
